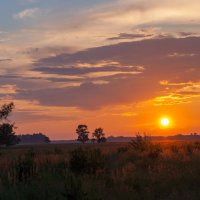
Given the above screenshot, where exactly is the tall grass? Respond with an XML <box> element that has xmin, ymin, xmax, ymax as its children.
<box><xmin>0</xmin><ymin>138</ymin><xmax>200</xmax><ymax>200</ymax></box>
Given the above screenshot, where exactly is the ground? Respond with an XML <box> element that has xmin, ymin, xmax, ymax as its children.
<box><xmin>0</xmin><ymin>140</ymin><xmax>200</xmax><ymax>200</ymax></box>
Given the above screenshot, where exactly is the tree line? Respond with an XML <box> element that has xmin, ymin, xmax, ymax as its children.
<box><xmin>76</xmin><ymin>125</ymin><xmax>107</xmax><ymax>143</ymax></box>
<box><xmin>18</xmin><ymin>133</ymin><xmax>50</xmax><ymax>144</ymax></box>
<box><xmin>0</xmin><ymin>103</ymin><xmax>50</xmax><ymax>146</ymax></box>
<box><xmin>0</xmin><ymin>103</ymin><xmax>106</xmax><ymax>146</ymax></box>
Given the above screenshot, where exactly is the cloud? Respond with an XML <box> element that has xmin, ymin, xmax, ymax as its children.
<box><xmin>178</xmin><ymin>84</ymin><xmax>200</xmax><ymax>95</ymax></box>
<box><xmin>13</xmin><ymin>8</ymin><xmax>40</xmax><ymax>19</ymax></box>
<box><xmin>25</xmin><ymin>46</ymin><xmax>77</xmax><ymax>59</ymax></box>
<box><xmin>167</xmin><ymin>52</ymin><xmax>197</xmax><ymax>57</ymax></box>
<box><xmin>0</xmin><ymin>59</ymin><xmax>12</xmax><ymax>62</ymax></box>
<box><xmin>0</xmin><ymin>85</ymin><xmax>18</xmax><ymax>94</ymax></box>
<box><xmin>15</xmin><ymin>78</ymin><xmax>160</xmax><ymax>109</ymax></box>
<box><xmin>16</xmin><ymin>36</ymin><xmax>199</xmax><ymax>110</ymax></box>
<box><xmin>107</xmin><ymin>30</ymin><xmax>200</xmax><ymax>41</ymax></box>
<box><xmin>2</xmin><ymin>34</ymin><xmax>200</xmax><ymax>110</ymax></box>
<box><xmin>8</xmin><ymin>0</ymin><xmax>200</xmax><ymax>54</ymax></box>
<box><xmin>33</xmin><ymin>62</ymin><xmax>144</xmax><ymax>76</ymax></box>
<box><xmin>107</xmin><ymin>33</ymin><xmax>154</xmax><ymax>40</ymax></box>
<box><xmin>153</xmin><ymin>94</ymin><xmax>192</xmax><ymax>106</ymax></box>
<box><xmin>84</xmin><ymin>0</ymin><xmax>200</xmax><ymax>33</ymax></box>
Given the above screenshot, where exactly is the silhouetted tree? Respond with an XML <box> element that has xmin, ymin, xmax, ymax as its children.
<box><xmin>0</xmin><ymin>102</ymin><xmax>14</xmax><ymax>120</ymax></box>
<box><xmin>43</xmin><ymin>134</ymin><xmax>50</xmax><ymax>143</ymax></box>
<box><xmin>0</xmin><ymin>103</ymin><xmax>20</xmax><ymax>146</ymax></box>
<box><xmin>92</xmin><ymin>128</ymin><xmax>106</xmax><ymax>143</ymax></box>
<box><xmin>76</xmin><ymin>125</ymin><xmax>89</xmax><ymax>143</ymax></box>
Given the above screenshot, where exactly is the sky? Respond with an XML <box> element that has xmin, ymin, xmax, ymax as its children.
<box><xmin>0</xmin><ymin>0</ymin><xmax>200</xmax><ymax>139</ymax></box>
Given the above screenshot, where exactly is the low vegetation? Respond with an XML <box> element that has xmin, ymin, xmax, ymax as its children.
<box><xmin>0</xmin><ymin>136</ymin><xmax>200</xmax><ymax>200</ymax></box>
<box><xmin>0</xmin><ymin>103</ymin><xmax>199</xmax><ymax>199</ymax></box>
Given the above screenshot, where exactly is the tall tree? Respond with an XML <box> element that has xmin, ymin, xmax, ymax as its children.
<box><xmin>76</xmin><ymin>124</ymin><xmax>89</xmax><ymax>143</ymax></box>
<box><xmin>0</xmin><ymin>103</ymin><xmax>20</xmax><ymax>146</ymax></box>
<box><xmin>0</xmin><ymin>102</ymin><xmax>14</xmax><ymax>120</ymax></box>
<box><xmin>92</xmin><ymin>128</ymin><xmax>106</xmax><ymax>143</ymax></box>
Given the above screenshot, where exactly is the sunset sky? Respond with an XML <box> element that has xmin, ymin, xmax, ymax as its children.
<box><xmin>1</xmin><ymin>0</ymin><xmax>200</xmax><ymax>139</ymax></box>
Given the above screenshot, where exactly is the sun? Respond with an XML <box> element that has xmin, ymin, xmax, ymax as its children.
<box><xmin>160</xmin><ymin>117</ymin><xmax>170</xmax><ymax>127</ymax></box>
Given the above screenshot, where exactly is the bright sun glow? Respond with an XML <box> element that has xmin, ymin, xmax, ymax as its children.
<box><xmin>160</xmin><ymin>118</ymin><xmax>170</xmax><ymax>127</ymax></box>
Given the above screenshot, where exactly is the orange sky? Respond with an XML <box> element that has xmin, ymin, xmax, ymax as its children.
<box><xmin>1</xmin><ymin>1</ymin><xmax>200</xmax><ymax>139</ymax></box>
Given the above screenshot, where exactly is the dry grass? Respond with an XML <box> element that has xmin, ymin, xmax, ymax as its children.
<box><xmin>0</xmin><ymin>139</ymin><xmax>200</xmax><ymax>200</ymax></box>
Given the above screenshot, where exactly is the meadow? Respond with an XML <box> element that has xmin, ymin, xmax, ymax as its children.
<box><xmin>0</xmin><ymin>137</ymin><xmax>200</xmax><ymax>200</ymax></box>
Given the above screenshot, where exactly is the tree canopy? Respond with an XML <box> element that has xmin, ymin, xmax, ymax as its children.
<box><xmin>76</xmin><ymin>124</ymin><xmax>89</xmax><ymax>143</ymax></box>
<box><xmin>92</xmin><ymin>128</ymin><xmax>106</xmax><ymax>143</ymax></box>
<box><xmin>0</xmin><ymin>102</ymin><xmax>14</xmax><ymax>120</ymax></box>
<box><xmin>0</xmin><ymin>102</ymin><xmax>20</xmax><ymax>146</ymax></box>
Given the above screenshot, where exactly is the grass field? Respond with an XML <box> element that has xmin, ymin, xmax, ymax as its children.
<box><xmin>0</xmin><ymin>138</ymin><xmax>200</xmax><ymax>200</ymax></box>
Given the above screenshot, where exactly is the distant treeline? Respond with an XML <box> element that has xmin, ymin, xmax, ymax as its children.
<box><xmin>18</xmin><ymin>133</ymin><xmax>50</xmax><ymax>144</ymax></box>
<box><xmin>107</xmin><ymin>133</ymin><xmax>200</xmax><ymax>142</ymax></box>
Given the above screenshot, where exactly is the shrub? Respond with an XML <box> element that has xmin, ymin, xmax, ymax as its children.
<box><xmin>129</xmin><ymin>134</ymin><xmax>150</xmax><ymax>152</ymax></box>
<box><xmin>69</xmin><ymin>148</ymin><xmax>105</xmax><ymax>175</ymax></box>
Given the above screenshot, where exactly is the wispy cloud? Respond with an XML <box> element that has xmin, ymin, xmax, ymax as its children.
<box><xmin>13</xmin><ymin>8</ymin><xmax>40</xmax><ymax>19</ymax></box>
<box><xmin>0</xmin><ymin>85</ymin><xmax>18</xmax><ymax>94</ymax></box>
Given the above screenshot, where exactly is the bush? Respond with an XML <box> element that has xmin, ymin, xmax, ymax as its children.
<box><xmin>129</xmin><ymin>134</ymin><xmax>151</xmax><ymax>152</ymax></box>
<box><xmin>69</xmin><ymin>148</ymin><xmax>105</xmax><ymax>175</ymax></box>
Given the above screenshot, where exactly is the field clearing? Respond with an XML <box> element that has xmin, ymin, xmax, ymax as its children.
<box><xmin>0</xmin><ymin>139</ymin><xmax>200</xmax><ymax>200</ymax></box>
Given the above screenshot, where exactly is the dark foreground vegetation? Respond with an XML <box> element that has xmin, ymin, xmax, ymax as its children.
<box><xmin>0</xmin><ymin>136</ymin><xmax>200</xmax><ymax>200</ymax></box>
